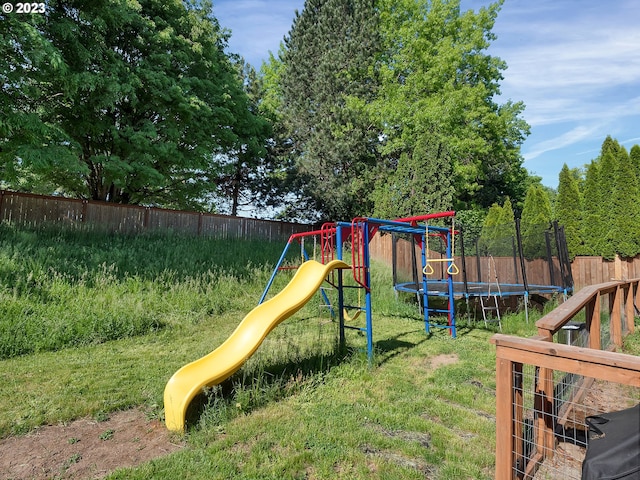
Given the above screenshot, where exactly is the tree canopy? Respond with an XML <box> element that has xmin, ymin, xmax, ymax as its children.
<box><xmin>278</xmin><ymin>0</ymin><xmax>382</xmax><ymax>221</ymax></box>
<box><xmin>520</xmin><ymin>184</ymin><xmax>552</xmax><ymax>259</ymax></box>
<box><xmin>3</xmin><ymin>0</ymin><xmax>538</xmax><ymax>223</ymax></box>
<box><xmin>478</xmin><ymin>197</ymin><xmax>515</xmax><ymax>256</ymax></box>
<box><xmin>268</xmin><ymin>0</ymin><xmax>531</xmax><ymax>222</ymax></box>
<box><xmin>1</xmin><ymin>0</ymin><xmax>269</xmax><ymax>210</ymax></box>
<box><xmin>554</xmin><ymin>164</ymin><xmax>583</xmax><ymax>259</ymax></box>
<box><xmin>370</xmin><ymin>0</ymin><xmax>529</xmax><ymax>218</ymax></box>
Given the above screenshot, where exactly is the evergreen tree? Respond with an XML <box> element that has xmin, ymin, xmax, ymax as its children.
<box><xmin>630</xmin><ymin>144</ymin><xmax>640</xmax><ymax>185</ymax></box>
<box><xmin>581</xmin><ymin>136</ymin><xmax>640</xmax><ymax>259</ymax></box>
<box><xmin>372</xmin><ymin>137</ymin><xmax>454</xmax><ymax>219</ymax></box>
<box><xmin>581</xmin><ymin>160</ymin><xmax>604</xmax><ymax>256</ymax></box>
<box><xmin>280</xmin><ymin>0</ymin><xmax>382</xmax><ymax>221</ymax></box>
<box><xmin>599</xmin><ymin>139</ymin><xmax>625</xmax><ymax>259</ymax></box>
<box><xmin>211</xmin><ymin>60</ymin><xmax>272</xmax><ymax>216</ymax></box>
<box><xmin>259</xmin><ymin>49</ymin><xmax>317</xmax><ymax>221</ymax></box>
<box><xmin>520</xmin><ymin>184</ymin><xmax>552</xmax><ymax>259</ymax></box>
<box><xmin>607</xmin><ymin>143</ymin><xmax>640</xmax><ymax>257</ymax></box>
<box><xmin>554</xmin><ymin>164</ymin><xmax>584</xmax><ymax>258</ymax></box>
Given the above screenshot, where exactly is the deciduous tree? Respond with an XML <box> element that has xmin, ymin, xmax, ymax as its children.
<box><xmin>370</xmin><ymin>0</ymin><xmax>530</xmax><ymax>217</ymax></box>
<box><xmin>1</xmin><ymin>0</ymin><xmax>268</xmax><ymax>210</ymax></box>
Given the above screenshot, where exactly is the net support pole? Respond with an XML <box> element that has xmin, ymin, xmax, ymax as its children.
<box><xmin>515</xmin><ymin>218</ymin><xmax>530</xmax><ymax>322</ymax></box>
<box><xmin>446</xmin><ymin>228</ymin><xmax>456</xmax><ymax>338</ymax></box>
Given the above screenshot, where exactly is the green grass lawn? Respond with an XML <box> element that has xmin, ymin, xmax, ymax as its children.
<box><xmin>0</xmin><ymin>224</ymin><xmax>550</xmax><ymax>479</ymax></box>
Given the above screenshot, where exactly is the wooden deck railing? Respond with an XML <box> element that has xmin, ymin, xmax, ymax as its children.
<box><xmin>491</xmin><ymin>278</ymin><xmax>640</xmax><ymax>479</ymax></box>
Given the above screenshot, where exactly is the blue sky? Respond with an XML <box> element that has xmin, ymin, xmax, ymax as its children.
<box><xmin>213</xmin><ymin>0</ymin><xmax>640</xmax><ymax>189</ymax></box>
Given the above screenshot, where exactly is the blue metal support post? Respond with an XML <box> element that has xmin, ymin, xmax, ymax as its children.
<box><xmin>446</xmin><ymin>228</ymin><xmax>456</xmax><ymax>338</ymax></box>
<box><xmin>336</xmin><ymin>225</ymin><xmax>346</xmax><ymax>348</ymax></box>
<box><xmin>421</xmin><ymin>231</ymin><xmax>430</xmax><ymax>334</ymax></box>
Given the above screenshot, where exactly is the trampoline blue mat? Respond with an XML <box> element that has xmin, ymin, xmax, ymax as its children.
<box><xmin>394</xmin><ymin>281</ymin><xmax>568</xmax><ymax>297</ymax></box>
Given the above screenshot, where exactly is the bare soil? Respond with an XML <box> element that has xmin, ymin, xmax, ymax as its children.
<box><xmin>0</xmin><ymin>409</ymin><xmax>183</xmax><ymax>480</ymax></box>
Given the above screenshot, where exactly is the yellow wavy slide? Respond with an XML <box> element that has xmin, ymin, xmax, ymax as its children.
<box><xmin>164</xmin><ymin>259</ymin><xmax>350</xmax><ymax>432</ymax></box>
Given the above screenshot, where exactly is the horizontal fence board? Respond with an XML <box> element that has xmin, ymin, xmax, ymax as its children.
<box><xmin>0</xmin><ymin>190</ymin><xmax>310</xmax><ymax>241</ymax></box>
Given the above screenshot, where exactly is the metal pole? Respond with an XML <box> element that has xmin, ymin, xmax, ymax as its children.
<box><xmin>515</xmin><ymin>218</ymin><xmax>529</xmax><ymax>292</ymax></box>
<box><xmin>447</xmin><ymin>228</ymin><xmax>456</xmax><ymax>338</ymax></box>
<box><xmin>336</xmin><ymin>225</ymin><xmax>345</xmax><ymax>348</ymax></box>
<box><xmin>422</xmin><ymin>229</ymin><xmax>430</xmax><ymax>333</ymax></box>
<box><xmin>515</xmin><ymin>218</ymin><xmax>529</xmax><ymax>322</ymax></box>
<box><xmin>259</xmin><ymin>239</ymin><xmax>294</xmax><ymax>304</ymax></box>
<box><xmin>544</xmin><ymin>230</ymin><xmax>556</xmax><ymax>287</ymax></box>
<box><xmin>459</xmin><ymin>225</ymin><xmax>470</xmax><ymax>296</ymax></box>
<box><xmin>363</xmin><ymin>220</ymin><xmax>374</xmax><ymax>361</ymax></box>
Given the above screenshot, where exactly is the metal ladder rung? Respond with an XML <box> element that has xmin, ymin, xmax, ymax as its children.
<box><xmin>480</xmin><ymin>294</ymin><xmax>502</xmax><ymax>331</ymax></box>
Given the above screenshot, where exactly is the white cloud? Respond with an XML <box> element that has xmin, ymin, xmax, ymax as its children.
<box><xmin>524</xmin><ymin>125</ymin><xmax>603</xmax><ymax>161</ymax></box>
<box><xmin>491</xmin><ymin>0</ymin><xmax>640</xmax><ymax>130</ymax></box>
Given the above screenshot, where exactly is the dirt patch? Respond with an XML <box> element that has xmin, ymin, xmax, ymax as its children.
<box><xmin>362</xmin><ymin>444</ymin><xmax>437</xmax><ymax>478</ymax></box>
<box><xmin>429</xmin><ymin>353</ymin><xmax>459</xmax><ymax>369</ymax></box>
<box><xmin>0</xmin><ymin>409</ymin><xmax>183</xmax><ymax>479</ymax></box>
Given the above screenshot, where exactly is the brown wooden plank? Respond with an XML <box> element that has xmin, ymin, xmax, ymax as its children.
<box><xmin>495</xmin><ymin>357</ymin><xmax>515</xmax><ymax>480</ymax></box>
<box><xmin>493</xmin><ymin>335</ymin><xmax>640</xmax><ymax>384</ymax></box>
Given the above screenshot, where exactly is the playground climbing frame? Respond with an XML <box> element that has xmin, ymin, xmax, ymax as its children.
<box><xmin>261</xmin><ymin>212</ymin><xmax>459</xmax><ymax>359</ymax></box>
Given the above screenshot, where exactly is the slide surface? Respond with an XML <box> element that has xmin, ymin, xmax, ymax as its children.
<box><xmin>164</xmin><ymin>259</ymin><xmax>350</xmax><ymax>432</ymax></box>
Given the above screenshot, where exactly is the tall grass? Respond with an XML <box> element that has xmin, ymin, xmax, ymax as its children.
<box><xmin>0</xmin><ymin>224</ymin><xmax>564</xmax><ymax>478</ymax></box>
<box><xmin>0</xmin><ymin>224</ymin><xmax>285</xmax><ymax>358</ymax></box>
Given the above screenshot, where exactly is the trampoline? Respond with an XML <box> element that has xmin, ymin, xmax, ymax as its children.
<box><xmin>391</xmin><ymin>219</ymin><xmax>574</xmax><ymax>324</ymax></box>
<box><xmin>395</xmin><ymin>280</ymin><xmax>567</xmax><ymax>298</ymax></box>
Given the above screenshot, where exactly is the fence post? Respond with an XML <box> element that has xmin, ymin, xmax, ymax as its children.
<box><xmin>81</xmin><ymin>200</ymin><xmax>88</xmax><ymax>224</ymax></box>
<box><xmin>611</xmin><ymin>284</ymin><xmax>623</xmax><ymax>347</ymax></box>
<box><xmin>495</xmin><ymin>352</ymin><xmax>517</xmax><ymax>480</ymax></box>
<box><xmin>535</xmin><ymin>366</ymin><xmax>555</xmax><ymax>463</ymax></box>
<box><xmin>143</xmin><ymin>207</ymin><xmax>150</xmax><ymax>231</ymax></box>
<box><xmin>586</xmin><ymin>294</ymin><xmax>601</xmax><ymax>350</ymax></box>
<box><xmin>625</xmin><ymin>282</ymin><xmax>636</xmax><ymax>334</ymax></box>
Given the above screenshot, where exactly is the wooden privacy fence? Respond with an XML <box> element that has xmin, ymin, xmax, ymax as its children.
<box><xmin>0</xmin><ymin>190</ymin><xmax>311</xmax><ymax>241</ymax></box>
<box><xmin>572</xmin><ymin>254</ymin><xmax>640</xmax><ymax>290</ymax></box>
<box><xmin>491</xmin><ymin>279</ymin><xmax>640</xmax><ymax>479</ymax></box>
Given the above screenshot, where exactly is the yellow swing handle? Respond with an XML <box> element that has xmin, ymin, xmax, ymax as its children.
<box><xmin>423</xmin><ymin>263</ymin><xmax>435</xmax><ymax>275</ymax></box>
<box><xmin>423</xmin><ymin>219</ymin><xmax>460</xmax><ymax>276</ymax></box>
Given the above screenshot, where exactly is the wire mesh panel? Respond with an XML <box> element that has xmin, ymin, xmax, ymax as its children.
<box><xmin>495</xmin><ymin>275</ymin><xmax>640</xmax><ymax>479</ymax></box>
<box><xmin>511</xmin><ymin>363</ymin><xmax>640</xmax><ymax>480</ymax></box>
